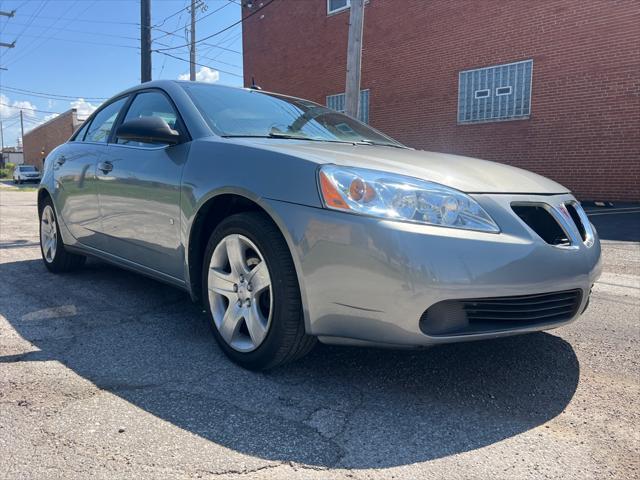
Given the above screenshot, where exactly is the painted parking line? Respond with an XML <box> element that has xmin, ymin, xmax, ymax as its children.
<box><xmin>586</xmin><ymin>209</ymin><xmax>640</xmax><ymax>217</ymax></box>
<box><xmin>594</xmin><ymin>272</ymin><xmax>640</xmax><ymax>297</ymax></box>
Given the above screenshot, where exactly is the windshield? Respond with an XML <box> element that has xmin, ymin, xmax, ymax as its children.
<box><xmin>183</xmin><ymin>84</ymin><xmax>404</xmax><ymax>148</ymax></box>
<box><xmin>19</xmin><ymin>166</ymin><xmax>37</xmax><ymax>172</ymax></box>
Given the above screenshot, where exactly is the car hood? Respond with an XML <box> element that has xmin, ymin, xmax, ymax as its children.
<box><xmin>234</xmin><ymin>139</ymin><xmax>569</xmax><ymax>194</ymax></box>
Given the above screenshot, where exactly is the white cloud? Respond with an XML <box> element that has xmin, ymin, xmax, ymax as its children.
<box><xmin>70</xmin><ymin>98</ymin><xmax>98</xmax><ymax>120</ymax></box>
<box><xmin>0</xmin><ymin>94</ymin><xmax>39</xmax><ymax>147</ymax></box>
<box><xmin>43</xmin><ymin>113</ymin><xmax>60</xmax><ymax>122</ymax></box>
<box><xmin>178</xmin><ymin>66</ymin><xmax>219</xmax><ymax>83</ymax></box>
<box><xmin>47</xmin><ymin>99</ymin><xmax>56</xmax><ymax>109</ymax></box>
<box><xmin>0</xmin><ymin>94</ymin><xmax>37</xmax><ymax>119</ymax></box>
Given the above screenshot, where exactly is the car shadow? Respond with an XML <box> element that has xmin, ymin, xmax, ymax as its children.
<box><xmin>0</xmin><ymin>258</ymin><xmax>580</xmax><ymax>469</ymax></box>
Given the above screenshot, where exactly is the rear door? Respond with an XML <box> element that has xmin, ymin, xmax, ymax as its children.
<box><xmin>96</xmin><ymin>89</ymin><xmax>189</xmax><ymax>279</ymax></box>
<box><xmin>53</xmin><ymin>96</ymin><xmax>128</xmax><ymax>250</ymax></box>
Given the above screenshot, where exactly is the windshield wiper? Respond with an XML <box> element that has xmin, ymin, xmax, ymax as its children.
<box><xmin>352</xmin><ymin>140</ymin><xmax>409</xmax><ymax>149</ymax></box>
<box><xmin>221</xmin><ymin>133</ymin><xmax>408</xmax><ymax>148</ymax></box>
<box><xmin>222</xmin><ymin>133</ymin><xmax>356</xmax><ymax>145</ymax></box>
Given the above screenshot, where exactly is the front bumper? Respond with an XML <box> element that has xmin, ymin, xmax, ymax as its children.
<box><xmin>266</xmin><ymin>192</ymin><xmax>602</xmax><ymax>347</ymax></box>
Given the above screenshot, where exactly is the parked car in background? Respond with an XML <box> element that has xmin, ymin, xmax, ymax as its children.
<box><xmin>37</xmin><ymin>81</ymin><xmax>602</xmax><ymax>370</ymax></box>
<box><xmin>13</xmin><ymin>165</ymin><xmax>42</xmax><ymax>184</ymax></box>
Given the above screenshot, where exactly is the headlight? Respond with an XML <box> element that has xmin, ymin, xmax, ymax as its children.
<box><xmin>318</xmin><ymin>165</ymin><xmax>500</xmax><ymax>233</ymax></box>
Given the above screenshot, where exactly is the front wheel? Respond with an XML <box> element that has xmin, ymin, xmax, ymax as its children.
<box><xmin>202</xmin><ymin>212</ymin><xmax>315</xmax><ymax>370</ymax></box>
<box><xmin>39</xmin><ymin>198</ymin><xmax>86</xmax><ymax>272</ymax></box>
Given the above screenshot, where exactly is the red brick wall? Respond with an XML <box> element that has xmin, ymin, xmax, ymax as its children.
<box><xmin>23</xmin><ymin>109</ymin><xmax>81</xmax><ymax>169</ymax></box>
<box><xmin>243</xmin><ymin>0</ymin><xmax>640</xmax><ymax>201</ymax></box>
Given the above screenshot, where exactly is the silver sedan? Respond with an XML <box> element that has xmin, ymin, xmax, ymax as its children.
<box><xmin>38</xmin><ymin>81</ymin><xmax>601</xmax><ymax>369</ymax></box>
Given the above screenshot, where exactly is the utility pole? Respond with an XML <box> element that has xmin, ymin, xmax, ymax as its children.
<box><xmin>190</xmin><ymin>0</ymin><xmax>196</xmax><ymax>81</ymax></box>
<box><xmin>140</xmin><ymin>0</ymin><xmax>152</xmax><ymax>82</ymax></box>
<box><xmin>0</xmin><ymin>121</ymin><xmax>4</xmax><ymax>168</ymax></box>
<box><xmin>1</xmin><ymin>9</ymin><xmax>16</xmax><ymax>56</ymax></box>
<box><xmin>19</xmin><ymin>110</ymin><xmax>24</xmax><ymax>150</ymax></box>
<box><xmin>344</xmin><ymin>0</ymin><xmax>365</xmax><ymax>119</ymax></box>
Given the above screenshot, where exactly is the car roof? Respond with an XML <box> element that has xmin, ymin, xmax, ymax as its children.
<box><xmin>111</xmin><ymin>80</ymin><xmax>306</xmax><ymax>105</ymax></box>
<box><xmin>113</xmin><ymin>80</ymin><xmax>251</xmax><ymax>97</ymax></box>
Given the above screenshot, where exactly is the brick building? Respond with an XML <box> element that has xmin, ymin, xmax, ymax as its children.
<box><xmin>23</xmin><ymin>108</ymin><xmax>83</xmax><ymax>169</ymax></box>
<box><xmin>242</xmin><ymin>0</ymin><xmax>639</xmax><ymax>201</ymax></box>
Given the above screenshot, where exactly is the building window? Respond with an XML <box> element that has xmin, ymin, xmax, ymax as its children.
<box><xmin>328</xmin><ymin>0</ymin><xmax>350</xmax><ymax>14</ymax></box>
<box><xmin>458</xmin><ymin>59</ymin><xmax>533</xmax><ymax>123</ymax></box>
<box><xmin>326</xmin><ymin>89</ymin><xmax>370</xmax><ymax>123</ymax></box>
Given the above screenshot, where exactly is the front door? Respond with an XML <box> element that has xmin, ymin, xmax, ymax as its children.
<box><xmin>96</xmin><ymin>90</ymin><xmax>188</xmax><ymax>279</ymax></box>
<box><xmin>54</xmin><ymin>96</ymin><xmax>128</xmax><ymax>250</ymax></box>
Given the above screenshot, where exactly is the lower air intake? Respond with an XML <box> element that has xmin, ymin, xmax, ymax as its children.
<box><xmin>420</xmin><ymin>289</ymin><xmax>583</xmax><ymax>336</ymax></box>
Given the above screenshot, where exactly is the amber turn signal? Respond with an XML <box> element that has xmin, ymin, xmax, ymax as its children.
<box><xmin>319</xmin><ymin>171</ymin><xmax>350</xmax><ymax>210</ymax></box>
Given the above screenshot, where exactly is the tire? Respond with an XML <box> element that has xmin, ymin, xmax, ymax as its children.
<box><xmin>39</xmin><ymin>197</ymin><xmax>86</xmax><ymax>273</ymax></box>
<box><xmin>202</xmin><ymin>212</ymin><xmax>315</xmax><ymax>370</ymax></box>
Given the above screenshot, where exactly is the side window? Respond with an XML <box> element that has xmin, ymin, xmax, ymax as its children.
<box><xmin>72</xmin><ymin>121</ymin><xmax>90</xmax><ymax>142</ymax></box>
<box><xmin>117</xmin><ymin>91</ymin><xmax>178</xmax><ymax>147</ymax></box>
<box><xmin>84</xmin><ymin>97</ymin><xmax>128</xmax><ymax>143</ymax></box>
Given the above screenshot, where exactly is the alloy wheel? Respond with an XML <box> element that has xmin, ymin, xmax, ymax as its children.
<box><xmin>207</xmin><ymin>234</ymin><xmax>273</xmax><ymax>352</ymax></box>
<box><xmin>40</xmin><ymin>205</ymin><xmax>58</xmax><ymax>263</ymax></box>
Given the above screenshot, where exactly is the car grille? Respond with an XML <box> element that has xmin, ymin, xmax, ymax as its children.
<box><xmin>565</xmin><ymin>203</ymin><xmax>587</xmax><ymax>242</ymax></box>
<box><xmin>420</xmin><ymin>289</ymin><xmax>583</xmax><ymax>336</ymax></box>
<box><xmin>511</xmin><ymin>203</ymin><xmax>589</xmax><ymax>247</ymax></box>
<box><xmin>511</xmin><ymin>204</ymin><xmax>570</xmax><ymax>246</ymax></box>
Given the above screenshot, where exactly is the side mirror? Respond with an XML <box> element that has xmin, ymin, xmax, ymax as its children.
<box><xmin>115</xmin><ymin>116</ymin><xmax>181</xmax><ymax>145</ymax></box>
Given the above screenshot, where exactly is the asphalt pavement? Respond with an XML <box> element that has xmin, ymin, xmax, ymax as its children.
<box><xmin>1</xmin><ymin>188</ymin><xmax>638</xmax><ymax>479</ymax></box>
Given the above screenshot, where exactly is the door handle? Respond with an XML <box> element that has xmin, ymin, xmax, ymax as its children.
<box><xmin>55</xmin><ymin>155</ymin><xmax>66</xmax><ymax>166</ymax></box>
<box><xmin>98</xmin><ymin>161</ymin><xmax>113</xmax><ymax>174</ymax></box>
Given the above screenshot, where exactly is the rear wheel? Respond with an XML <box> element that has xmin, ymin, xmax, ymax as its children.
<box><xmin>202</xmin><ymin>212</ymin><xmax>315</xmax><ymax>370</ymax></box>
<box><xmin>39</xmin><ymin>198</ymin><xmax>86</xmax><ymax>273</ymax></box>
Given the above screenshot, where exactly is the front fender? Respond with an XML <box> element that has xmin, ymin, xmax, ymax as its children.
<box><xmin>181</xmin><ymin>185</ymin><xmax>315</xmax><ymax>333</ymax></box>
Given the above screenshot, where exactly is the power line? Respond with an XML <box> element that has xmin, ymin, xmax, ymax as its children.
<box><xmin>2</xmin><ymin>33</ymin><xmax>139</xmax><ymax>51</ymax></box>
<box><xmin>156</xmin><ymin>51</ymin><xmax>243</xmax><ymax>78</ymax></box>
<box><xmin>0</xmin><ymin>113</ymin><xmax>21</xmax><ymax>122</ymax></box>
<box><xmin>195</xmin><ymin>53</ymin><xmax>242</xmax><ymax>71</ymax></box>
<box><xmin>152</xmin><ymin>0</ymin><xmax>235</xmax><ymax>42</ymax></box>
<box><xmin>1</xmin><ymin>85</ymin><xmax>107</xmax><ymax>101</ymax></box>
<box><xmin>152</xmin><ymin>2</ymin><xmax>191</xmax><ymax>29</ymax></box>
<box><xmin>3</xmin><ymin>21</ymin><xmax>141</xmax><ymax>41</ymax></box>
<box><xmin>3</xmin><ymin>0</ymin><xmax>80</xmax><ymax>66</ymax></box>
<box><xmin>155</xmin><ymin>0</ymin><xmax>276</xmax><ymax>52</ymax></box>
<box><xmin>4</xmin><ymin>0</ymin><xmax>49</xmax><ymax>45</ymax></box>
<box><xmin>158</xmin><ymin>0</ymin><xmax>190</xmax><ymax>78</ymax></box>
<box><xmin>1</xmin><ymin>119</ymin><xmax>21</xmax><ymax>129</ymax></box>
<box><xmin>0</xmin><ymin>102</ymin><xmax>62</xmax><ymax>115</ymax></box>
<box><xmin>199</xmin><ymin>30</ymin><xmax>241</xmax><ymax>59</ymax></box>
<box><xmin>154</xmin><ymin>29</ymin><xmax>241</xmax><ymax>54</ymax></box>
<box><xmin>4</xmin><ymin>0</ymin><xmax>99</xmax><ymax>67</ymax></box>
<box><xmin>21</xmin><ymin>116</ymin><xmax>47</xmax><ymax>125</ymax></box>
<box><xmin>32</xmin><ymin>15</ymin><xmax>139</xmax><ymax>26</ymax></box>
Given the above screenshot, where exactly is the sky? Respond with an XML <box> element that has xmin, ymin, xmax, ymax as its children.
<box><xmin>0</xmin><ymin>0</ymin><xmax>244</xmax><ymax>147</ymax></box>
